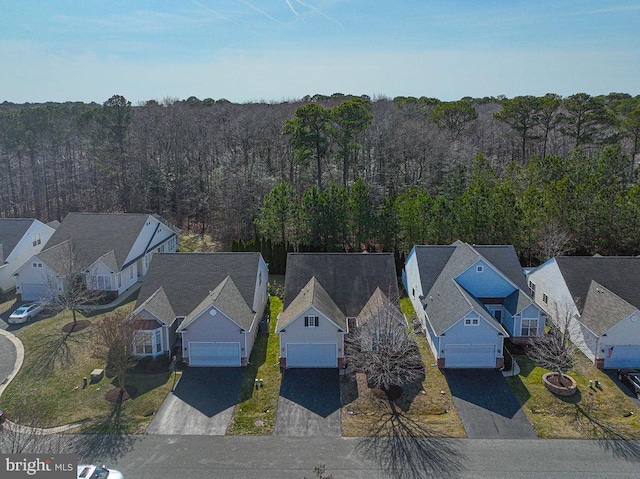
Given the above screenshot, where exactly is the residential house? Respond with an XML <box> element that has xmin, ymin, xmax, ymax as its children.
<box><xmin>14</xmin><ymin>212</ymin><xmax>178</xmax><ymax>302</ymax></box>
<box><xmin>403</xmin><ymin>241</ymin><xmax>545</xmax><ymax>369</ymax></box>
<box><xmin>0</xmin><ymin>218</ymin><xmax>56</xmax><ymax>294</ymax></box>
<box><xmin>133</xmin><ymin>253</ymin><xmax>268</xmax><ymax>366</ymax></box>
<box><xmin>527</xmin><ymin>256</ymin><xmax>640</xmax><ymax>369</ymax></box>
<box><xmin>276</xmin><ymin>253</ymin><xmax>399</xmax><ymax>368</ymax></box>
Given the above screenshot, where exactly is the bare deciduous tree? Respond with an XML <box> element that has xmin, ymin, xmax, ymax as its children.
<box><xmin>93</xmin><ymin>310</ymin><xmax>139</xmax><ymax>401</ymax></box>
<box><xmin>527</xmin><ymin>300</ymin><xmax>577</xmax><ymax>386</ymax></box>
<box><xmin>346</xmin><ymin>303</ymin><xmax>424</xmax><ymax>395</ymax></box>
<box><xmin>534</xmin><ymin>221</ymin><xmax>574</xmax><ymax>262</ymax></box>
<box><xmin>44</xmin><ymin>241</ymin><xmax>104</xmax><ymax>329</ymax></box>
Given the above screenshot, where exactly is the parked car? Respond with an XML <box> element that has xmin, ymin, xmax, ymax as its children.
<box><xmin>617</xmin><ymin>368</ymin><xmax>640</xmax><ymax>399</ymax></box>
<box><xmin>0</xmin><ymin>409</ymin><xmax>6</xmax><ymax>425</ymax></box>
<box><xmin>8</xmin><ymin>303</ymin><xmax>44</xmax><ymax>324</ymax></box>
<box><xmin>77</xmin><ymin>465</ymin><xmax>124</xmax><ymax>479</ymax></box>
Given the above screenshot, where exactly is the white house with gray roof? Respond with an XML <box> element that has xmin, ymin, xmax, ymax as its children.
<box><xmin>0</xmin><ymin>218</ymin><xmax>56</xmax><ymax>294</ymax></box>
<box><xmin>527</xmin><ymin>256</ymin><xmax>640</xmax><ymax>369</ymax></box>
<box><xmin>133</xmin><ymin>253</ymin><xmax>268</xmax><ymax>366</ymax></box>
<box><xmin>404</xmin><ymin>241</ymin><xmax>545</xmax><ymax>369</ymax></box>
<box><xmin>277</xmin><ymin>253</ymin><xmax>399</xmax><ymax>368</ymax></box>
<box><xmin>14</xmin><ymin>212</ymin><xmax>178</xmax><ymax>302</ymax></box>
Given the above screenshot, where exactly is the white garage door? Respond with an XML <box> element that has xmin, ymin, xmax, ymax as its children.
<box><xmin>287</xmin><ymin>343</ymin><xmax>337</xmax><ymax>368</ymax></box>
<box><xmin>604</xmin><ymin>345</ymin><xmax>640</xmax><ymax>369</ymax></box>
<box><xmin>445</xmin><ymin>344</ymin><xmax>496</xmax><ymax>368</ymax></box>
<box><xmin>20</xmin><ymin>283</ymin><xmax>51</xmax><ymax>302</ymax></box>
<box><xmin>189</xmin><ymin>342</ymin><xmax>241</xmax><ymax>367</ymax></box>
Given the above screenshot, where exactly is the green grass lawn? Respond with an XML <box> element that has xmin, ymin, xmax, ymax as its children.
<box><xmin>0</xmin><ymin>302</ymin><xmax>174</xmax><ymax>433</ymax></box>
<box><xmin>226</xmin><ymin>296</ymin><xmax>283</xmax><ymax>435</ymax></box>
<box><xmin>506</xmin><ymin>352</ymin><xmax>640</xmax><ymax>438</ymax></box>
<box><xmin>340</xmin><ymin>298</ymin><xmax>466</xmax><ymax>437</ymax></box>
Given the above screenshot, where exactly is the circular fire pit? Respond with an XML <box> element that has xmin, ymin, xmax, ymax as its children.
<box><xmin>542</xmin><ymin>372</ymin><xmax>577</xmax><ymax>396</ymax></box>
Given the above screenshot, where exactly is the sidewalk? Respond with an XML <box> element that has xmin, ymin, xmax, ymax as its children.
<box><xmin>80</xmin><ymin>282</ymin><xmax>142</xmax><ymax>312</ymax></box>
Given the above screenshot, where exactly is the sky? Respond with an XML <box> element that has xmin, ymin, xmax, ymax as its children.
<box><xmin>1</xmin><ymin>0</ymin><xmax>639</xmax><ymax>104</ymax></box>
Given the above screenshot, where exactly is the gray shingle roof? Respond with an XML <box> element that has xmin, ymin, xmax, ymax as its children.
<box><xmin>180</xmin><ymin>276</ymin><xmax>256</xmax><ymax>331</ymax></box>
<box><xmin>412</xmin><ymin>242</ymin><xmax>516</xmax><ymax>335</ymax></box>
<box><xmin>356</xmin><ymin>287</ymin><xmax>407</xmax><ymax>327</ymax></box>
<box><xmin>44</xmin><ymin>213</ymin><xmax>152</xmax><ymax>271</ymax></box>
<box><xmin>503</xmin><ymin>289</ymin><xmax>534</xmax><ymax>316</ymax></box>
<box><xmin>134</xmin><ymin>286</ymin><xmax>176</xmax><ymax>326</ymax></box>
<box><xmin>136</xmin><ymin>253</ymin><xmax>262</xmax><ymax>317</ymax></box>
<box><xmin>283</xmin><ymin>253</ymin><xmax>399</xmax><ymax>318</ymax></box>
<box><xmin>473</xmin><ymin>245</ymin><xmax>529</xmax><ymax>291</ymax></box>
<box><xmin>0</xmin><ymin>218</ymin><xmax>36</xmax><ymax>261</ymax></box>
<box><xmin>555</xmin><ymin>256</ymin><xmax>640</xmax><ymax>312</ymax></box>
<box><xmin>277</xmin><ymin>277</ymin><xmax>347</xmax><ymax>331</ymax></box>
<box><xmin>580</xmin><ymin>281</ymin><xmax>638</xmax><ymax>336</ymax></box>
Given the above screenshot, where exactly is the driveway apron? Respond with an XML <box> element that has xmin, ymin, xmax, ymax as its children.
<box><xmin>445</xmin><ymin>369</ymin><xmax>537</xmax><ymax>439</ymax></box>
<box><xmin>274</xmin><ymin>368</ymin><xmax>341</xmax><ymax>437</ymax></box>
<box><xmin>146</xmin><ymin>367</ymin><xmax>243</xmax><ymax>435</ymax></box>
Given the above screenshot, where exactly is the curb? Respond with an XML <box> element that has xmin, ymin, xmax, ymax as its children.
<box><xmin>0</xmin><ymin>328</ymin><xmax>24</xmax><ymax>398</ymax></box>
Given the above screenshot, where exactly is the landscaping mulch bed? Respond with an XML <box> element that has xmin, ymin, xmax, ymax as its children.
<box><xmin>104</xmin><ymin>385</ymin><xmax>138</xmax><ymax>403</ymax></box>
<box><xmin>62</xmin><ymin>320</ymin><xmax>92</xmax><ymax>333</ymax></box>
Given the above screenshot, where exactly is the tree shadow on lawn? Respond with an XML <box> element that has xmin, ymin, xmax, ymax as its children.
<box><xmin>25</xmin><ymin>330</ymin><xmax>83</xmax><ymax>378</ymax></box>
<box><xmin>74</xmin><ymin>397</ymin><xmax>138</xmax><ymax>463</ymax></box>
<box><xmin>572</xmin><ymin>396</ymin><xmax>640</xmax><ymax>461</ymax></box>
<box><xmin>356</xmin><ymin>402</ymin><xmax>465</xmax><ymax>479</ymax></box>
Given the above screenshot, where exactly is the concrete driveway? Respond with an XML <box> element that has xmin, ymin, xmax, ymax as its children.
<box><xmin>274</xmin><ymin>368</ymin><xmax>341</xmax><ymax>437</ymax></box>
<box><xmin>445</xmin><ymin>369</ymin><xmax>537</xmax><ymax>439</ymax></box>
<box><xmin>146</xmin><ymin>367</ymin><xmax>243</xmax><ymax>435</ymax></box>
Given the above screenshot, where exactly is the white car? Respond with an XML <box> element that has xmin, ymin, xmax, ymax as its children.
<box><xmin>77</xmin><ymin>465</ymin><xmax>124</xmax><ymax>479</ymax></box>
<box><xmin>8</xmin><ymin>303</ymin><xmax>44</xmax><ymax>324</ymax></box>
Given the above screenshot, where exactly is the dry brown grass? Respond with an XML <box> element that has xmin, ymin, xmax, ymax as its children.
<box><xmin>507</xmin><ymin>352</ymin><xmax>640</xmax><ymax>439</ymax></box>
<box><xmin>341</xmin><ymin>297</ymin><xmax>465</xmax><ymax>438</ymax></box>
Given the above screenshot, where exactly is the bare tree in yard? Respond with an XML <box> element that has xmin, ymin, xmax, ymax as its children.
<box><xmin>0</xmin><ymin>393</ymin><xmax>72</xmax><ymax>454</ymax></box>
<box><xmin>534</xmin><ymin>221</ymin><xmax>574</xmax><ymax>262</ymax></box>
<box><xmin>527</xmin><ymin>301</ymin><xmax>577</xmax><ymax>387</ymax></box>
<box><xmin>45</xmin><ymin>241</ymin><xmax>104</xmax><ymax>330</ymax></box>
<box><xmin>346</xmin><ymin>301</ymin><xmax>424</xmax><ymax>398</ymax></box>
<box><xmin>93</xmin><ymin>310</ymin><xmax>139</xmax><ymax>402</ymax></box>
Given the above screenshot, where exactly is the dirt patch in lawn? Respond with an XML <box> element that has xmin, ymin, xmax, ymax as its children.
<box><xmin>104</xmin><ymin>385</ymin><xmax>138</xmax><ymax>403</ymax></box>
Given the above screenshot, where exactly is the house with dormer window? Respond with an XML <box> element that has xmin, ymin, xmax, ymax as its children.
<box><xmin>403</xmin><ymin>241</ymin><xmax>545</xmax><ymax>369</ymax></box>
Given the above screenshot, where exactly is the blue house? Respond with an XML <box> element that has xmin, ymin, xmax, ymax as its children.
<box><xmin>403</xmin><ymin>241</ymin><xmax>545</xmax><ymax>369</ymax></box>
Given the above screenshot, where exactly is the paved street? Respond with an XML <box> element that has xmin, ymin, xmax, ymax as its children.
<box><xmin>72</xmin><ymin>435</ymin><xmax>640</xmax><ymax>479</ymax></box>
<box><xmin>0</xmin><ymin>333</ymin><xmax>17</xmax><ymax>387</ymax></box>
<box><xmin>445</xmin><ymin>369</ymin><xmax>536</xmax><ymax>439</ymax></box>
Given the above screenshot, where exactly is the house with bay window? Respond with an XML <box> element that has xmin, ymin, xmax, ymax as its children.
<box><xmin>132</xmin><ymin>253</ymin><xmax>268</xmax><ymax>365</ymax></box>
<box><xmin>403</xmin><ymin>241</ymin><xmax>545</xmax><ymax>369</ymax></box>
<box><xmin>14</xmin><ymin>212</ymin><xmax>178</xmax><ymax>302</ymax></box>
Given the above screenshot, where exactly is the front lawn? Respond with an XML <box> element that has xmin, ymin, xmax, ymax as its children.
<box><xmin>340</xmin><ymin>298</ymin><xmax>465</xmax><ymax>437</ymax></box>
<box><xmin>506</xmin><ymin>352</ymin><xmax>640</xmax><ymax>438</ymax></box>
<box><xmin>226</xmin><ymin>296</ymin><xmax>283</xmax><ymax>435</ymax></box>
<box><xmin>0</xmin><ymin>303</ymin><xmax>174</xmax><ymax>433</ymax></box>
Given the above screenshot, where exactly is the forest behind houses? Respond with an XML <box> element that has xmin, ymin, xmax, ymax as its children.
<box><xmin>1</xmin><ymin>92</ymin><xmax>639</xmax><ymax>272</ymax></box>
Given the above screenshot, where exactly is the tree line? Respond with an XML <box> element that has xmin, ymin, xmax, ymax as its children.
<box><xmin>1</xmin><ymin>92</ymin><xmax>639</xmax><ymax>267</ymax></box>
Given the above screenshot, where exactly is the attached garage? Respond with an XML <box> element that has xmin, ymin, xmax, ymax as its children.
<box><xmin>445</xmin><ymin>344</ymin><xmax>496</xmax><ymax>368</ymax></box>
<box><xmin>603</xmin><ymin>345</ymin><xmax>640</xmax><ymax>369</ymax></box>
<box><xmin>286</xmin><ymin>343</ymin><xmax>337</xmax><ymax>368</ymax></box>
<box><xmin>20</xmin><ymin>283</ymin><xmax>51</xmax><ymax>302</ymax></box>
<box><xmin>188</xmin><ymin>342</ymin><xmax>241</xmax><ymax>367</ymax></box>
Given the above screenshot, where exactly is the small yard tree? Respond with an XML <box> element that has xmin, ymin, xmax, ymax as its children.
<box><xmin>45</xmin><ymin>241</ymin><xmax>104</xmax><ymax>330</ymax></box>
<box><xmin>93</xmin><ymin>310</ymin><xmax>139</xmax><ymax>401</ymax></box>
<box><xmin>527</xmin><ymin>300</ymin><xmax>577</xmax><ymax>387</ymax></box>
<box><xmin>346</xmin><ymin>302</ymin><xmax>424</xmax><ymax>398</ymax></box>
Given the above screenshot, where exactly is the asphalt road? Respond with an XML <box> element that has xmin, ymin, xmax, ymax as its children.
<box><xmin>73</xmin><ymin>435</ymin><xmax>640</xmax><ymax>479</ymax></box>
<box><xmin>0</xmin><ymin>334</ymin><xmax>17</xmax><ymax>387</ymax></box>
